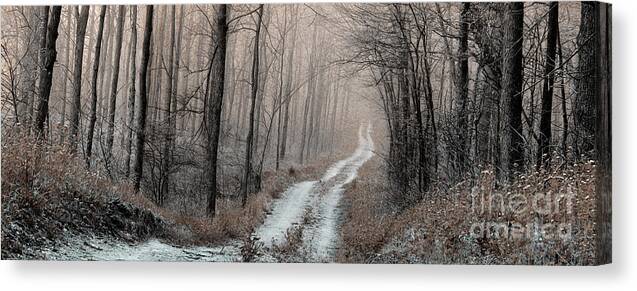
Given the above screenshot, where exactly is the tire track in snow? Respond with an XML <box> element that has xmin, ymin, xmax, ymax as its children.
<box><xmin>253</xmin><ymin>122</ymin><xmax>374</xmax><ymax>262</ymax></box>
<box><xmin>305</xmin><ymin>123</ymin><xmax>375</xmax><ymax>261</ymax></box>
<box><xmin>253</xmin><ymin>181</ymin><xmax>317</xmax><ymax>248</ymax></box>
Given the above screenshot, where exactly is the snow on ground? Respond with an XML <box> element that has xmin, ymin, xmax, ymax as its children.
<box><xmin>255</xmin><ymin>122</ymin><xmax>374</xmax><ymax>262</ymax></box>
<box><xmin>46</xmin><ymin>236</ymin><xmax>242</xmax><ymax>262</ymax></box>
<box><xmin>253</xmin><ymin>181</ymin><xmax>317</xmax><ymax>247</ymax></box>
<box><xmin>46</xmin><ymin>123</ymin><xmax>373</xmax><ymax>263</ymax></box>
<box><xmin>304</xmin><ymin>123</ymin><xmax>375</xmax><ymax>261</ymax></box>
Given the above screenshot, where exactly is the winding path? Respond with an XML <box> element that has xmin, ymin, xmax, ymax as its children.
<box><xmin>46</xmin><ymin>123</ymin><xmax>374</xmax><ymax>262</ymax></box>
<box><xmin>254</xmin><ymin>122</ymin><xmax>374</xmax><ymax>262</ymax></box>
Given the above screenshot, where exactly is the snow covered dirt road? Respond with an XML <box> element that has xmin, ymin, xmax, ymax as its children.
<box><xmin>254</xmin><ymin>123</ymin><xmax>374</xmax><ymax>262</ymax></box>
<box><xmin>45</xmin><ymin>123</ymin><xmax>374</xmax><ymax>262</ymax></box>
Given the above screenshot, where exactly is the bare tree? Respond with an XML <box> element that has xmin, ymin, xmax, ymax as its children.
<box><xmin>574</xmin><ymin>2</ymin><xmax>598</xmax><ymax>159</ymax></box>
<box><xmin>67</xmin><ymin>6</ymin><xmax>89</xmax><ymax>151</ymax></box>
<box><xmin>59</xmin><ymin>8</ymin><xmax>72</xmax><ymax>141</ymax></box>
<box><xmin>132</xmin><ymin>5</ymin><xmax>154</xmax><ymax>192</ymax></box>
<box><xmin>454</xmin><ymin>2</ymin><xmax>470</xmax><ymax>175</ymax></box>
<box><xmin>498</xmin><ymin>2</ymin><xmax>524</xmax><ymax>182</ymax></box>
<box><xmin>536</xmin><ymin>2</ymin><xmax>559</xmax><ymax>169</ymax></box>
<box><xmin>205</xmin><ymin>4</ymin><xmax>230</xmax><ymax>216</ymax></box>
<box><xmin>105</xmin><ymin>6</ymin><xmax>126</xmax><ymax>164</ymax></box>
<box><xmin>33</xmin><ymin>6</ymin><xmax>62</xmax><ymax>137</ymax></box>
<box><xmin>86</xmin><ymin>6</ymin><xmax>107</xmax><ymax>166</ymax></box>
<box><xmin>278</xmin><ymin>5</ymin><xmax>298</xmax><ymax>161</ymax></box>
<box><xmin>241</xmin><ymin>4</ymin><xmax>264</xmax><ymax>207</ymax></box>
<box><xmin>124</xmin><ymin>5</ymin><xmax>138</xmax><ymax>176</ymax></box>
<box><xmin>594</xmin><ymin>1</ymin><xmax>612</xmax><ymax>266</ymax></box>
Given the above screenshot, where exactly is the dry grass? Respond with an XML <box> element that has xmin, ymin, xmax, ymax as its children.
<box><xmin>1</xmin><ymin>129</ymin><xmax>342</xmax><ymax>258</ymax></box>
<box><xmin>337</xmin><ymin>155</ymin><xmax>598</xmax><ymax>265</ymax></box>
<box><xmin>1</xmin><ymin>130</ymin><xmax>166</xmax><ymax>258</ymax></box>
<box><xmin>172</xmin><ymin>154</ymin><xmax>342</xmax><ymax>245</ymax></box>
<box><xmin>337</xmin><ymin>157</ymin><xmax>395</xmax><ymax>263</ymax></box>
<box><xmin>270</xmin><ymin>206</ymin><xmax>313</xmax><ymax>262</ymax></box>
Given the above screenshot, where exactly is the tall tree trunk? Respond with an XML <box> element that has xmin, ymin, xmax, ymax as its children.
<box><xmin>68</xmin><ymin>6</ymin><xmax>90</xmax><ymax>152</ymax></box>
<box><xmin>536</xmin><ymin>2</ymin><xmax>559</xmax><ymax>169</ymax></box>
<box><xmin>574</xmin><ymin>1</ymin><xmax>598</xmax><ymax>159</ymax></box>
<box><xmin>557</xmin><ymin>31</ymin><xmax>568</xmax><ymax>161</ymax></box>
<box><xmin>158</xmin><ymin>5</ymin><xmax>177</xmax><ymax>205</ymax></box>
<box><xmin>275</xmin><ymin>7</ymin><xmax>289</xmax><ymax>170</ymax></box>
<box><xmin>499</xmin><ymin>2</ymin><xmax>524</xmax><ymax>182</ymax></box>
<box><xmin>299</xmin><ymin>26</ymin><xmax>317</xmax><ymax>165</ymax></box>
<box><xmin>310</xmin><ymin>58</ymin><xmax>324</xmax><ymax>159</ymax></box>
<box><xmin>19</xmin><ymin>7</ymin><xmax>41</xmax><ymax>127</ymax></box>
<box><xmin>60</xmin><ymin>10</ymin><xmax>72</xmax><ymax>142</ymax></box>
<box><xmin>148</xmin><ymin>6</ymin><xmax>166</xmax><ymax>138</ymax></box>
<box><xmin>132</xmin><ymin>5</ymin><xmax>154</xmax><ymax>192</ymax></box>
<box><xmin>104</xmin><ymin>6</ymin><xmax>126</xmax><ymax>168</ymax></box>
<box><xmin>222</xmin><ymin>34</ymin><xmax>237</xmax><ymax>132</ymax></box>
<box><xmin>34</xmin><ymin>6</ymin><xmax>62</xmax><ymax>138</ymax></box>
<box><xmin>205</xmin><ymin>4</ymin><xmax>229</xmax><ymax>216</ymax></box>
<box><xmin>179</xmin><ymin>14</ymin><xmax>192</xmax><ymax>133</ymax></box>
<box><xmin>33</xmin><ymin>6</ymin><xmax>50</xmax><ymax>128</ymax></box>
<box><xmin>279</xmin><ymin>8</ymin><xmax>298</xmax><ymax>160</ymax></box>
<box><xmin>595</xmin><ymin>1</ymin><xmax>612</xmax><ymax>266</ymax></box>
<box><xmin>455</xmin><ymin>2</ymin><xmax>470</xmax><ymax>176</ymax></box>
<box><xmin>253</xmin><ymin>9</ymin><xmax>270</xmax><ymax>171</ymax></box>
<box><xmin>99</xmin><ymin>10</ymin><xmax>115</xmax><ymax>139</ymax></box>
<box><xmin>241</xmin><ymin>4</ymin><xmax>264</xmax><ymax>207</ymax></box>
<box><xmin>86</xmin><ymin>6</ymin><xmax>107</xmax><ymax>166</ymax></box>
<box><xmin>329</xmin><ymin>74</ymin><xmax>340</xmax><ymax>153</ymax></box>
<box><xmin>124</xmin><ymin>5</ymin><xmax>138</xmax><ymax>177</ymax></box>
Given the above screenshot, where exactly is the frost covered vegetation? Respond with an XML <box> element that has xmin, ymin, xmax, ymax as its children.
<box><xmin>1</xmin><ymin>2</ymin><xmax>611</xmax><ymax>264</ymax></box>
<box><xmin>1</xmin><ymin>129</ymin><xmax>345</xmax><ymax>259</ymax></box>
<box><xmin>337</xmin><ymin>156</ymin><xmax>599</xmax><ymax>265</ymax></box>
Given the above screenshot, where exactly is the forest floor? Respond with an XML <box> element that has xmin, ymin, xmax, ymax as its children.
<box><xmin>335</xmin><ymin>152</ymin><xmax>599</xmax><ymax>265</ymax></box>
<box><xmin>30</xmin><ymin>123</ymin><xmax>374</xmax><ymax>262</ymax></box>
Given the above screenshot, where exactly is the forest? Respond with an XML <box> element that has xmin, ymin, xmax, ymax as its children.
<box><xmin>1</xmin><ymin>2</ymin><xmax>611</xmax><ymax>265</ymax></box>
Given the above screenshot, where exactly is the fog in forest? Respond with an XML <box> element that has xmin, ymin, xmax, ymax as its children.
<box><xmin>1</xmin><ymin>2</ymin><xmax>611</xmax><ymax>265</ymax></box>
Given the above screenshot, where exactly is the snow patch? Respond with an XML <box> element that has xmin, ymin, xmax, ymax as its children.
<box><xmin>253</xmin><ymin>181</ymin><xmax>317</xmax><ymax>247</ymax></box>
<box><xmin>46</xmin><ymin>237</ymin><xmax>241</xmax><ymax>262</ymax></box>
<box><xmin>307</xmin><ymin>122</ymin><xmax>375</xmax><ymax>261</ymax></box>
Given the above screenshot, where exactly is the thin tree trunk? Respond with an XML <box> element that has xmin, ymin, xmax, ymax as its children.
<box><xmin>455</xmin><ymin>2</ymin><xmax>470</xmax><ymax>175</ymax></box>
<box><xmin>34</xmin><ymin>6</ymin><xmax>61</xmax><ymax>138</ymax></box>
<box><xmin>275</xmin><ymin>7</ymin><xmax>288</xmax><ymax>170</ymax></box>
<box><xmin>99</xmin><ymin>10</ymin><xmax>115</xmax><ymax>139</ymax></box>
<box><xmin>279</xmin><ymin>8</ymin><xmax>298</xmax><ymax>160</ymax></box>
<box><xmin>86</xmin><ymin>6</ymin><xmax>107</xmax><ymax>166</ymax></box>
<box><xmin>557</xmin><ymin>29</ymin><xmax>568</xmax><ymax>161</ymax></box>
<box><xmin>536</xmin><ymin>2</ymin><xmax>559</xmax><ymax>169</ymax></box>
<box><xmin>499</xmin><ymin>2</ymin><xmax>525</xmax><ymax>182</ymax></box>
<box><xmin>205</xmin><ymin>4</ymin><xmax>229</xmax><ymax>216</ymax></box>
<box><xmin>68</xmin><ymin>6</ymin><xmax>90</xmax><ymax>152</ymax></box>
<box><xmin>329</xmin><ymin>74</ymin><xmax>340</xmax><ymax>153</ymax></box>
<box><xmin>159</xmin><ymin>5</ymin><xmax>177</xmax><ymax>206</ymax></box>
<box><xmin>132</xmin><ymin>5</ymin><xmax>154</xmax><ymax>192</ymax></box>
<box><xmin>241</xmin><ymin>4</ymin><xmax>264</xmax><ymax>207</ymax></box>
<box><xmin>595</xmin><ymin>2</ymin><xmax>612</xmax><ymax>265</ymax></box>
<box><xmin>105</xmin><ymin>6</ymin><xmax>126</xmax><ymax>167</ymax></box>
<box><xmin>60</xmin><ymin>10</ymin><xmax>72</xmax><ymax>142</ymax></box>
<box><xmin>124</xmin><ymin>5</ymin><xmax>138</xmax><ymax>176</ymax></box>
<box><xmin>20</xmin><ymin>7</ymin><xmax>41</xmax><ymax>127</ymax></box>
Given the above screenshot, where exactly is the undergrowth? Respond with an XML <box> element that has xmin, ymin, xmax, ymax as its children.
<box><xmin>1</xmin><ymin>129</ymin><xmax>339</xmax><ymax>258</ymax></box>
<box><xmin>337</xmin><ymin>155</ymin><xmax>598</xmax><ymax>265</ymax></box>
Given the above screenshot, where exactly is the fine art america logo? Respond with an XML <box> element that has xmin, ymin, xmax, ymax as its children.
<box><xmin>469</xmin><ymin>186</ymin><xmax>575</xmax><ymax>242</ymax></box>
